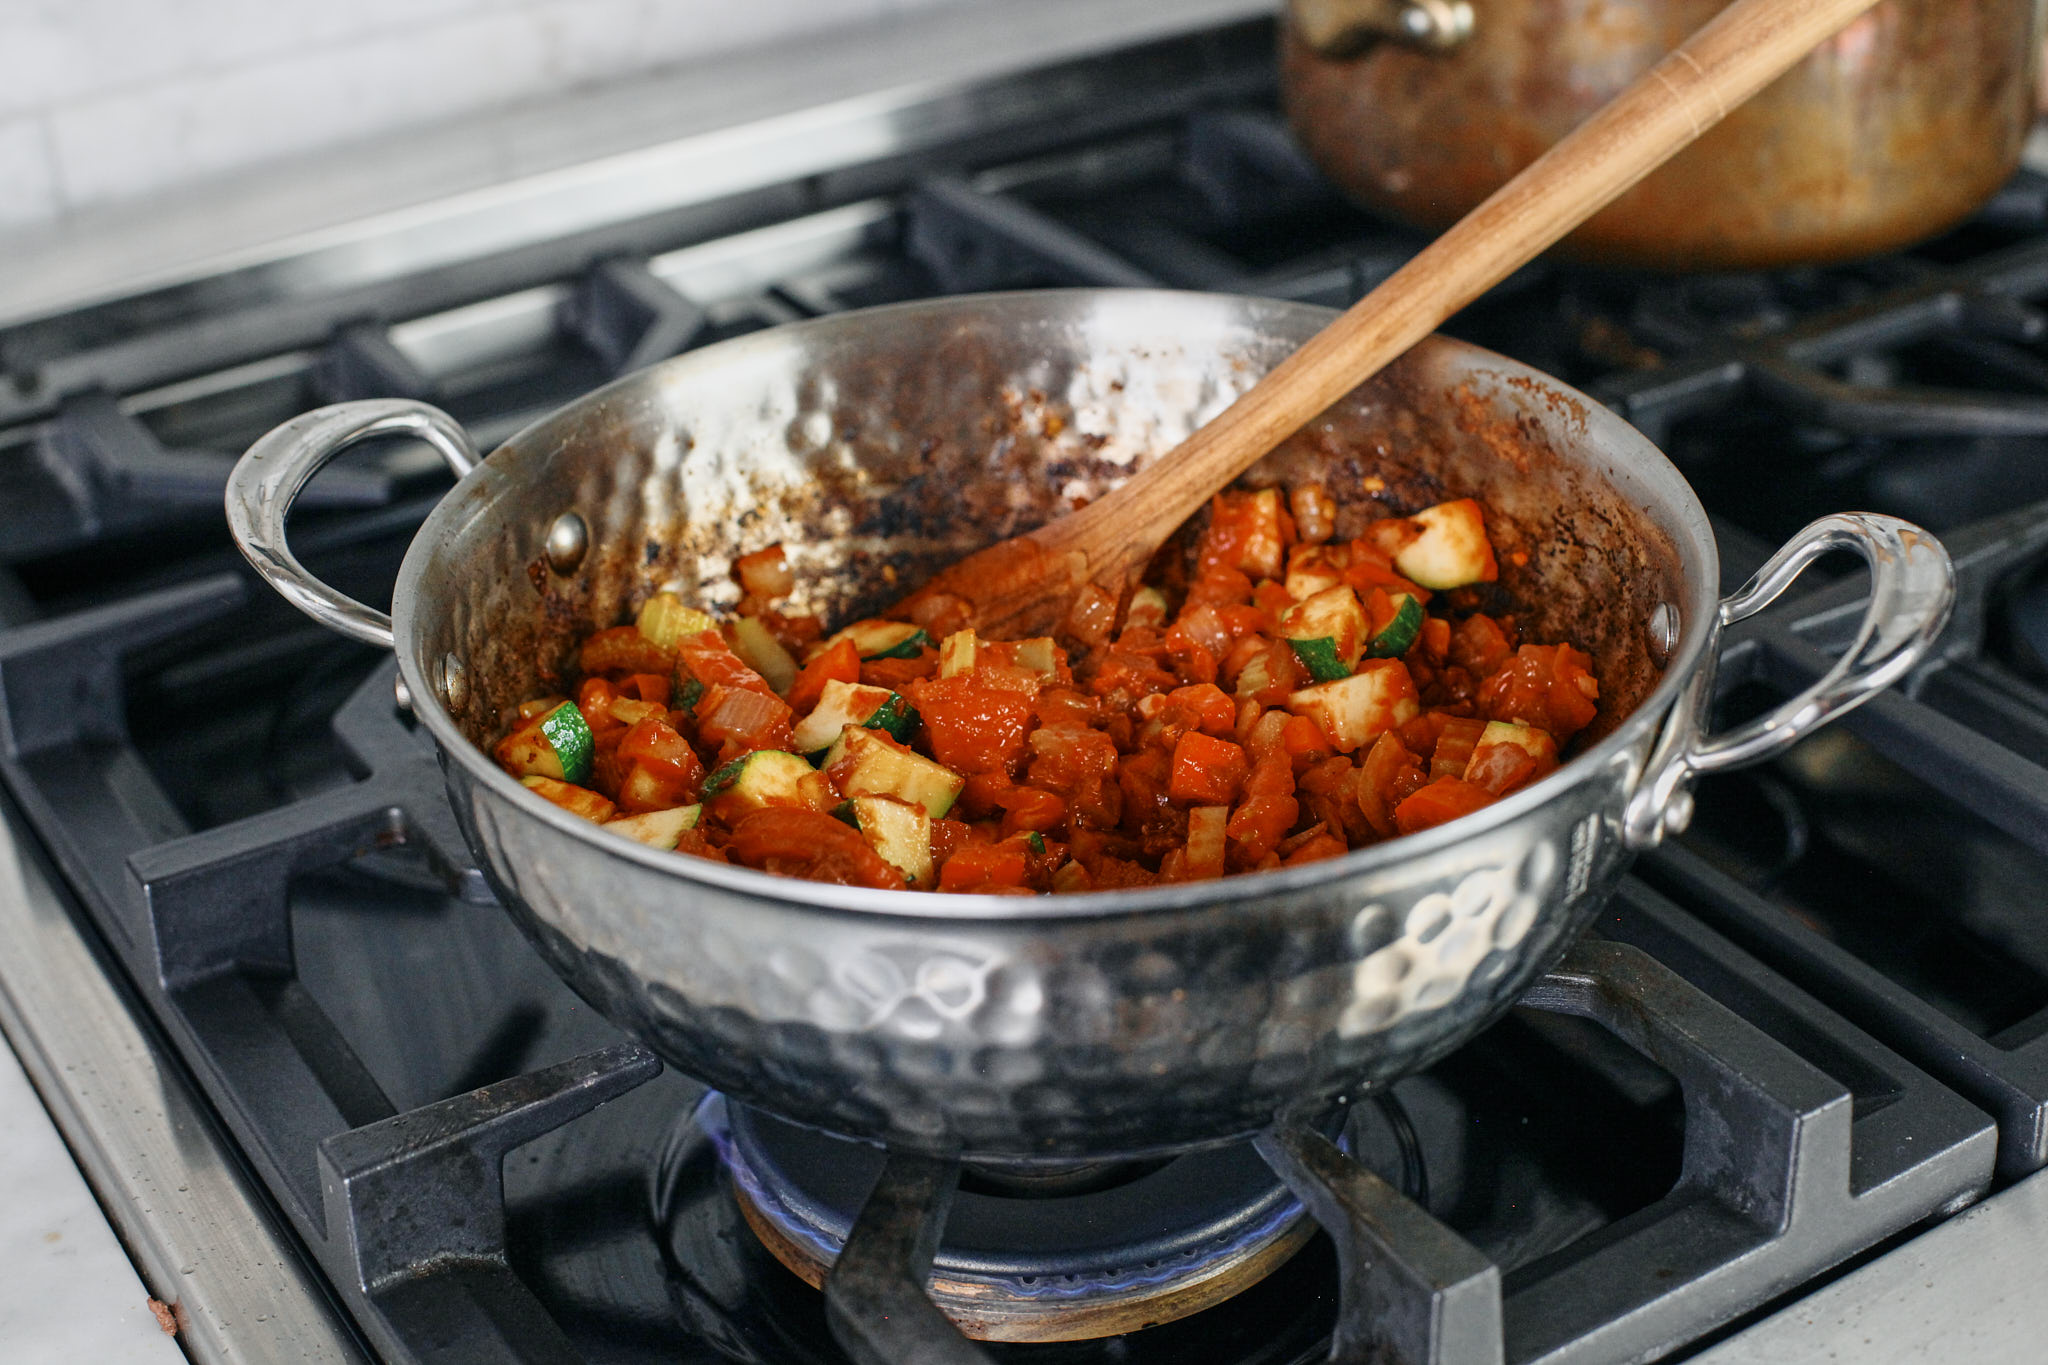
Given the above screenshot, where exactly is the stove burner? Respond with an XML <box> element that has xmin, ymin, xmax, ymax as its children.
<box><xmin>687</xmin><ymin>1096</ymin><xmax>1376</xmax><ymax>1343</ymax></box>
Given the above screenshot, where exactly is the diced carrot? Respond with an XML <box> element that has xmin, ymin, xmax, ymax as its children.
<box><xmin>1280</xmin><ymin>713</ymin><xmax>1335</xmax><ymax>765</ymax></box>
<box><xmin>620</xmin><ymin>672</ymin><xmax>672</xmax><ymax>705</ymax></box>
<box><xmin>785</xmin><ymin>637</ymin><xmax>860</xmax><ymax>713</ymax></box>
<box><xmin>1393</xmin><ymin>778</ymin><xmax>1495</xmax><ymax>835</ymax></box>
<box><xmin>938</xmin><ymin>842</ymin><xmax>1031</xmax><ymax>893</ymax></box>
<box><xmin>1283</xmin><ymin>830</ymin><xmax>1349</xmax><ymax>865</ymax></box>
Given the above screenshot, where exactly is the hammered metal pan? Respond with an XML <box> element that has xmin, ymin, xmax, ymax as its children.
<box><xmin>226</xmin><ymin>290</ymin><xmax>1952</xmax><ymax>1159</ymax></box>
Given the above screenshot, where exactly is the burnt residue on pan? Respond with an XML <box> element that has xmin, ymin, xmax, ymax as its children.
<box><xmin>407</xmin><ymin>302</ymin><xmax>1681</xmax><ymax>759</ymax></box>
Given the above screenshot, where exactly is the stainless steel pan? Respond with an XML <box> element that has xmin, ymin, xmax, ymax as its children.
<box><xmin>225</xmin><ymin>290</ymin><xmax>1952</xmax><ymax>1160</ymax></box>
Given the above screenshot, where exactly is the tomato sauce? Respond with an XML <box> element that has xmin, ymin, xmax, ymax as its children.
<box><xmin>492</xmin><ymin>485</ymin><xmax>1596</xmax><ymax>894</ymax></box>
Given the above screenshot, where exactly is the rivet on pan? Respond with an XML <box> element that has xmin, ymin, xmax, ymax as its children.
<box><xmin>441</xmin><ymin>653</ymin><xmax>468</xmax><ymax>711</ymax></box>
<box><xmin>545</xmin><ymin>512</ymin><xmax>589</xmax><ymax>575</ymax></box>
<box><xmin>394</xmin><ymin>671</ymin><xmax>414</xmax><ymax>714</ymax></box>
<box><xmin>1647</xmin><ymin>602</ymin><xmax>1680</xmax><ymax>667</ymax></box>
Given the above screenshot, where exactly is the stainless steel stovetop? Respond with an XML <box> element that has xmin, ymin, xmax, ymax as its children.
<box><xmin>2</xmin><ymin>4</ymin><xmax>2047</xmax><ymax>1362</ymax></box>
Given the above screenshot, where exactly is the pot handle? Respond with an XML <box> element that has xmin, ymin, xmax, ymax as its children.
<box><xmin>1622</xmin><ymin>512</ymin><xmax>1954</xmax><ymax>850</ymax></box>
<box><xmin>1290</xmin><ymin>0</ymin><xmax>1474</xmax><ymax>57</ymax></box>
<box><xmin>225</xmin><ymin>399</ymin><xmax>480</xmax><ymax>650</ymax></box>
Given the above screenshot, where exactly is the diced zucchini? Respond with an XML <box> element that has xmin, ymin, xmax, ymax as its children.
<box><xmin>1280</xmin><ymin>586</ymin><xmax>1368</xmax><ymax>682</ymax></box>
<box><xmin>1285</xmin><ymin>660</ymin><xmax>1421</xmax><ymax>754</ymax></box>
<box><xmin>1051</xmin><ymin>860</ymin><xmax>1094</xmax><ymax>894</ymax></box>
<box><xmin>730</xmin><ymin>617</ymin><xmax>799</xmax><ymax>695</ymax></box>
<box><xmin>1473</xmin><ymin>721</ymin><xmax>1558</xmax><ymax>765</ymax></box>
<box><xmin>1364</xmin><ymin>594</ymin><xmax>1425</xmax><ymax>659</ymax></box>
<box><xmin>495</xmin><ymin>721</ymin><xmax>563</xmax><ymax>780</ymax></box>
<box><xmin>520</xmin><ymin>775</ymin><xmax>615</xmax><ymax>822</ymax></box>
<box><xmin>1012</xmin><ymin>638</ymin><xmax>1058</xmax><ymax>678</ymax></box>
<box><xmin>1124</xmin><ymin>587</ymin><xmax>1169</xmax><ymax>631</ymax></box>
<box><xmin>701</xmin><ymin>750</ymin><xmax>822</xmax><ymax>816</ymax></box>
<box><xmin>792</xmin><ymin>680</ymin><xmax>915</xmax><ymax>753</ymax></box>
<box><xmin>1186</xmin><ymin>806</ymin><xmax>1228</xmax><ymax>880</ymax></box>
<box><xmin>850</xmin><ymin>795</ymin><xmax>933</xmax><ymax>888</ymax></box>
<box><xmin>1235</xmin><ymin>646</ymin><xmax>1288</xmax><ymax>701</ymax></box>
<box><xmin>604</xmin><ymin>804</ymin><xmax>702</xmax><ymax>849</ymax></box>
<box><xmin>822</xmin><ymin>725</ymin><xmax>965</xmax><ymax>819</ymax></box>
<box><xmin>531</xmin><ymin>702</ymin><xmax>594</xmax><ymax>783</ymax></box>
<box><xmin>673</xmin><ymin>674</ymin><xmax>706</xmax><ymax>716</ymax></box>
<box><xmin>819</xmin><ymin>619</ymin><xmax>930</xmax><ymax>660</ymax></box>
<box><xmin>637</xmin><ymin>592</ymin><xmax>715</xmax><ymax>650</ymax></box>
<box><xmin>1393</xmin><ymin>498</ymin><xmax>1497</xmax><ymax>590</ymax></box>
<box><xmin>938</xmin><ymin>628</ymin><xmax>978</xmax><ymax>678</ymax></box>
<box><xmin>1284</xmin><ymin>546</ymin><xmax>1346</xmax><ymax>602</ymax></box>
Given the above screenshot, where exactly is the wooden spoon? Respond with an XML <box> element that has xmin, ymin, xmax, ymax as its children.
<box><xmin>893</xmin><ymin>0</ymin><xmax>1883</xmax><ymax>640</ymax></box>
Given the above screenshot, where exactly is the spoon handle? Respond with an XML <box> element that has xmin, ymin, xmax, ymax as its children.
<box><xmin>1051</xmin><ymin>0</ymin><xmax>1885</xmax><ymax>582</ymax></box>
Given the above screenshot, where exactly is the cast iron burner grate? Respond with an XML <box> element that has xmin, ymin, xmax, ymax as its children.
<box><xmin>0</xmin><ymin>582</ymin><xmax>1994</xmax><ymax>1360</ymax></box>
<box><xmin>1641</xmin><ymin>494</ymin><xmax>2048</xmax><ymax>1182</ymax></box>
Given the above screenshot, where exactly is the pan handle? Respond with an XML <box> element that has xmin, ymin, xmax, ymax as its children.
<box><xmin>1622</xmin><ymin>512</ymin><xmax>1954</xmax><ymax>851</ymax></box>
<box><xmin>225</xmin><ymin>399</ymin><xmax>480</xmax><ymax>651</ymax></box>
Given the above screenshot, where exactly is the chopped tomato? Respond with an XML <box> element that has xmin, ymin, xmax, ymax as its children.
<box><xmin>1167</xmin><ymin>683</ymin><xmax>1237</xmax><ymax>736</ymax></box>
<box><xmin>1225</xmin><ymin>753</ymin><xmax>1297</xmax><ymax>864</ymax></box>
<box><xmin>614</xmin><ymin>717</ymin><xmax>706</xmax><ymax>811</ymax></box>
<box><xmin>1169</xmin><ymin>731</ymin><xmax>1249</xmax><ymax>805</ymax></box>
<box><xmin>676</xmin><ymin>630</ymin><xmax>779</xmax><ymax>699</ymax></box>
<box><xmin>1479</xmin><ymin>644</ymin><xmax>1600</xmax><ymax>739</ymax></box>
<box><xmin>914</xmin><ymin>675</ymin><xmax>1035</xmax><ymax>774</ymax></box>
<box><xmin>861</xmin><ymin>648</ymin><xmax>940</xmax><ymax>691</ymax></box>
<box><xmin>1450</xmin><ymin>614</ymin><xmax>1516</xmax><ymax>676</ymax></box>
<box><xmin>1357</xmin><ymin>732</ymin><xmax>1427</xmax><ymax>838</ymax></box>
<box><xmin>694</xmin><ymin>684</ymin><xmax>795</xmax><ymax>759</ymax></box>
<box><xmin>726</xmin><ymin>809</ymin><xmax>900</xmax><ymax>889</ymax></box>
<box><xmin>1431</xmin><ymin>717</ymin><xmax>1489</xmax><ymax>780</ymax></box>
<box><xmin>576</xmin><ymin>676</ymin><xmax>623</xmax><ymax>732</ymax></box>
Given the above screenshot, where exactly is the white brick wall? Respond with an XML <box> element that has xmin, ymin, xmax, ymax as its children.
<box><xmin>0</xmin><ymin>0</ymin><xmax>981</xmax><ymax>229</ymax></box>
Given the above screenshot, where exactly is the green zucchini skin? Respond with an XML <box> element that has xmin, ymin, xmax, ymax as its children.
<box><xmin>539</xmin><ymin>702</ymin><xmax>595</xmax><ymax>783</ymax></box>
<box><xmin>1365</xmin><ymin>595</ymin><xmax>1425</xmax><ymax>659</ymax></box>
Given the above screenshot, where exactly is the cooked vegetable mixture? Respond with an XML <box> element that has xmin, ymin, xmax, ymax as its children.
<box><xmin>494</xmin><ymin>486</ymin><xmax>1599</xmax><ymax>893</ymax></box>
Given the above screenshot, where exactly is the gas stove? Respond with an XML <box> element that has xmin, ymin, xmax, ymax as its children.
<box><xmin>2</xmin><ymin>5</ymin><xmax>2046</xmax><ymax>1363</ymax></box>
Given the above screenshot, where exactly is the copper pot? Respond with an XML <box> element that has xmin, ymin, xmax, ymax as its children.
<box><xmin>1281</xmin><ymin>0</ymin><xmax>2043</xmax><ymax>270</ymax></box>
